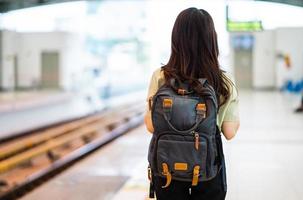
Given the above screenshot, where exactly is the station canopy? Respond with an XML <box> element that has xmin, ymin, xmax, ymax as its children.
<box><xmin>0</xmin><ymin>0</ymin><xmax>303</xmax><ymax>12</ymax></box>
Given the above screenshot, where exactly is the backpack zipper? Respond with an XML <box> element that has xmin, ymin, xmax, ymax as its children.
<box><xmin>194</xmin><ymin>132</ymin><xmax>199</xmax><ymax>150</ymax></box>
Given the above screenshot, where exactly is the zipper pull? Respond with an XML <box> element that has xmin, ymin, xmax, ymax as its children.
<box><xmin>194</xmin><ymin>132</ymin><xmax>199</xmax><ymax>150</ymax></box>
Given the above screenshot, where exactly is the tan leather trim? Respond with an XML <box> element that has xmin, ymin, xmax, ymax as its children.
<box><xmin>163</xmin><ymin>98</ymin><xmax>173</xmax><ymax>108</ymax></box>
<box><xmin>196</xmin><ymin>103</ymin><xmax>206</xmax><ymax>111</ymax></box>
<box><xmin>162</xmin><ymin>163</ymin><xmax>172</xmax><ymax>188</ymax></box>
<box><xmin>174</xmin><ymin>163</ymin><xmax>188</xmax><ymax>171</ymax></box>
<box><xmin>192</xmin><ymin>165</ymin><xmax>200</xmax><ymax>186</ymax></box>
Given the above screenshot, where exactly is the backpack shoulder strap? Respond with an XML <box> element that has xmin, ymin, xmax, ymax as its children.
<box><xmin>216</xmin><ymin>126</ymin><xmax>227</xmax><ymax>192</ymax></box>
<box><xmin>197</xmin><ymin>79</ymin><xmax>218</xmax><ymax>112</ymax></box>
<box><xmin>198</xmin><ymin>78</ymin><xmax>207</xmax><ymax>86</ymax></box>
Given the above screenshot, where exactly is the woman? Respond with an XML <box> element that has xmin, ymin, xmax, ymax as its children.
<box><xmin>144</xmin><ymin>8</ymin><xmax>240</xmax><ymax>200</ymax></box>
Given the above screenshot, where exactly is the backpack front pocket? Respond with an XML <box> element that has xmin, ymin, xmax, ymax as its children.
<box><xmin>156</xmin><ymin>133</ymin><xmax>208</xmax><ymax>182</ymax></box>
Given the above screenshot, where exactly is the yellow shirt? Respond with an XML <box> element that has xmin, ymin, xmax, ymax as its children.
<box><xmin>146</xmin><ymin>68</ymin><xmax>239</xmax><ymax>130</ymax></box>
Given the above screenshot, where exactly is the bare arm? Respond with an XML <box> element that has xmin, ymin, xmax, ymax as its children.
<box><xmin>222</xmin><ymin>121</ymin><xmax>240</xmax><ymax>140</ymax></box>
<box><xmin>144</xmin><ymin>110</ymin><xmax>154</xmax><ymax>133</ymax></box>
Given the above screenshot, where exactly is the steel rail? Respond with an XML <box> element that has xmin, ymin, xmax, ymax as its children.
<box><xmin>0</xmin><ymin>102</ymin><xmax>142</xmax><ymax>161</ymax></box>
<box><xmin>0</xmin><ymin>104</ymin><xmax>144</xmax><ymax>174</ymax></box>
<box><xmin>0</xmin><ymin>113</ymin><xmax>144</xmax><ymax>200</ymax></box>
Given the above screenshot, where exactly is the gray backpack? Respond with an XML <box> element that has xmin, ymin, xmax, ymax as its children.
<box><xmin>147</xmin><ymin>78</ymin><xmax>226</xmax><ymax>198</ymax></box>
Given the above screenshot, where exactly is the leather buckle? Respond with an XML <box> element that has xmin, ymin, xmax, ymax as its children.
<box><xmin>196</xmin><ymin>103</ymin><xmax>206</xmax><ymax>118</ymax></box>
<box><xmin>196</xmin><ymin>103</ymin><xmax>206</xmax><ymax>111</ymax></box>
<box><xmin>178</xmin><ymin>88</ymin><xmax>186</xmax><ymax>95</ymax></box>
<box><xmin>162</xmin><ymin>163</ymin><xmax>172</xmax><ymax>188</ymax></box>
<box><xmin>192</xmin><ymin>165</ymin><xmax>200</xmax><ymax>186</ymax></box>
<box><xmin>163</xmin><ymin>98</ymin><xmax>173</xmax><ymax>108</ymax></box>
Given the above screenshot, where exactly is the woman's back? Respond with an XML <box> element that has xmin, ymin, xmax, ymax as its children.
<box><xmin>144</xmin><ymin>7</ymin><xmax>240</xmax><ymax>200</ymax></box>
<box><xmin>146</xmin><ymin>67</ymin><xmax>239</xmax><ymax>132</ymax></box>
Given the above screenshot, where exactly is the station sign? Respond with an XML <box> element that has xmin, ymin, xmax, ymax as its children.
<box><xmin>227</xmin><ymin>20</ymin><xmax>263</xmax><ymax>32</ymax></box>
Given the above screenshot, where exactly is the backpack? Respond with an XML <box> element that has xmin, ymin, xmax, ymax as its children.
<box><xmin>147</xmin><ymin>78</ymin><xmax>226</xmax><ymax>198</ymax></box>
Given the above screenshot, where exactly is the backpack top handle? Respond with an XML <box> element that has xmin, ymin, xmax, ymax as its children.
<box><xmin>161</xmin><ymin>97</ymin><xmax>210</xmax><ymax>134</ymax></box>
<box><xmin>169</xmin><ymin>78</ymin><xmax>208</xmax><ymax>96</ymax></box>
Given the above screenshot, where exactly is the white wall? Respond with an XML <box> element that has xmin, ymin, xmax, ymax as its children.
<box><xmin>61</xmin><ymin>33</ymin><xmax>86</xmax><ymax>90</ymax></box>
<box><xmin>19</xmin><ymin>32</ymin><xmax>64</xmax><ymax>88</ymax></box>
<box><xmin>1</xmin><ymin>30</ymin><xmax>20</xmax><ymax>90</ymax></box>
<box><xmin>253</xmin><ymin>30</ymin><xmax>276</xmax><ymax>89</ymax></box>
<box><xmin>248</xmin><ymin>28</ymin><xmax>303</xmax><ymax>89</ymax></box>
<box><xmin>0</xmin><ymin>30</ymin><xmax>85</xmax><ymax>90</ymax></box>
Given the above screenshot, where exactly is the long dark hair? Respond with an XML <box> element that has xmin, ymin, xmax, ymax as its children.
<box><xmin>162</xmin><ymin>7</ymin><xmax>232</xmax><ymax>107</ymax></box>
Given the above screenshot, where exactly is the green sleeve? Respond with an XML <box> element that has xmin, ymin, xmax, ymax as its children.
<box><xmin>146</xmin><ymin>70</ymin><xmax>159</xmax><ymax>102</ymax></box>
<box><xmin>217</xmin><ymin>76</ymin><xmax>240</xmax><ymax>129</ymax></box>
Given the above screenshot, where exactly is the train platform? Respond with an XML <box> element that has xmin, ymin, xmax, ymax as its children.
<box><xmin>0</xmin><ymin>90</ymin><xmax>145</xmax><ymax>141</ymax></box>
<box><xmin>0</xmin><ymin>90</ymin><xmax>99</xmax><ymax>140</ymax></box>
<box><xmin>0</xmin><ymin>90</ymin><xmax>71</xmax><ymax>114</ymax></box>
<box><xmin>20</xmin><ymin>124</ymin><xmax>151</xmax><ymax>200</ymax></box>
<box><xmin>19</xmin><ymin>90</ymin><xmax>303</xmax><ymax>200</ymax></box>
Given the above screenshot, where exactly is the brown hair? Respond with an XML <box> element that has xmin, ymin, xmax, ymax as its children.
<box><xmin>162</xmin><ymin>7</ymin><xmax>232</xmax><ymax>107</ymax></box>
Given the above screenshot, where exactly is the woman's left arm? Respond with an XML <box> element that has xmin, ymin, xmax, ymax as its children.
<box><xmin>221</xmin><ymin>82</ymin><xmax>240</xmax><ymax>140</ymax></box>
<box><xmin>144</xmin><ymin>110</ymin><xmax>154</xmax><ymax>133</ymax></box>
<box><xmin>144</xmin><ymin>69</ymin><xmax>160</xmax><ymax>133</ymax></box>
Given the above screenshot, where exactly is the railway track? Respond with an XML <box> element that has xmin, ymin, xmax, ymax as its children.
<box><xmin>0</xmin><ymin>102</ymin><xmax>145</xmax><ymax>200</ymax></box>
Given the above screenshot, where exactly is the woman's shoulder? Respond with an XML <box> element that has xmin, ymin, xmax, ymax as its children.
<box><xmin>152</xmin><ymin>67</ymin><xmax>164</xmax><ymax>78</ymax></box>
<box><xmin>222</xmin><ymin>71</ymin><xmax>238</xmax><ymax>101</ymax></box>
<box><xmin>151</xmin><ymin>67</ymin><xmax>165</xmax><ymax>86</ymax></box>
